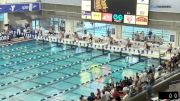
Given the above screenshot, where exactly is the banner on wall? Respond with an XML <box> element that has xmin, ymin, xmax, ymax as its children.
<box><xmin>112</xmin><ymin>14</ymin><xmax>123</xmax><ymax>22</ymax></box>
<box><xmin>102</xmin><ymin>13</ymin><xmax>112</xmax><ymax>22</ymax></box>
<box><xmin>32</xmin><ymin>2</ymin><xmax>41</xmax><ymax>11</ymax></box>
<box><xmin>82</xmin><ymin>11</ymin><xmax>91</xmax><ymax>19</ymax></box>
<box><xmin>124</xmin><ymin>15</ymin><xmax>136</xmax><ymax>24</ymax></box>
<box><xmin>136</xmin><ymin>4</ymin><xmax>149</xmax><ymax>16</ymax></box>
<box><xmin>91</xmin><ymin>12</ymin><xmax>102</xmax><ymax>21</ymax></box>
<box><xmin>0</xmin><ymin>2</ymin><xmax>41</xmax><ymax>13</ymax></box>
<box><xmin>81</xmin><ymin>1</ymin><xmax>91</xmax><ymax>11</ymax></box>
<box><xmin>136</xmin><ymin>16</ymin><xmax>148</xmax><ymax>25</ymax></box>
<box><xmin>150</xmin><ymin>0</ymin><xmax>180</xmax><ymax>13</ymax></box>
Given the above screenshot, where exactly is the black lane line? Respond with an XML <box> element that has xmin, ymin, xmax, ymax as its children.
<box><xmin>0</xmin><ymin>54</ymin><xmax>110</xmax><ymax>100</ymax></box>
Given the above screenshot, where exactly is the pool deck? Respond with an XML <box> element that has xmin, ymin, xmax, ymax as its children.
<box><xmin>36</xmin><ymin>36</ymin><xmax>178</xmax><ymax>61</ymax></box>
<box><xmin>0</xmin><ymin>38</ymin><xmax>32</xmax><ymax>46</ymax></box>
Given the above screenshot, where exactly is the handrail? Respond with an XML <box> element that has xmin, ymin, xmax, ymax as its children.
<box><xmin>130</xmin><ymin>68</ymin><xmax>180</xmax><ymax>101</ymax></box>
<box><xmin>169</xmin><ymin>79</ymin><xmax>180</xmax><ymax>85</ymax></box>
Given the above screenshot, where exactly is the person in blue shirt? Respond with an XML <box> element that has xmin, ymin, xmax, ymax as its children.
<box><xmin>87</xmin><ymin>92</ymin><xmax>95</xmax><ymax>101</ymax></box>
<box><xmin>148</xmin><ymin>30</ymin><xmax>153</xmax><ymax>39</ymax></box>
<box><xmin>145</xmin><ymin>81</ymin><xmax>153</xmax><ymax>101</ymax></box>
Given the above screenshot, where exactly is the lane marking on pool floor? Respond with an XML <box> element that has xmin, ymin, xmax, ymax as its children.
<box><xmin>0</xmin><ymin>49</ymin><xmax>88</xmax><ymax>77</ymax></box>
<box><xmin>1</xmin><ymin>42</ymin><xmax>49</xmax><ymax>54</ymax></box>
<box><xmin>0</xmin><ymin>43</ymin><xmax>13</xmax><ymax>48</ymax></box>
<box><xmin>0</xmin><ymin>46</ymin><xmax>27</xmax><ymax>53</ymax></box>
<box><xmin>1</xmin><ymin>45</ymin><xmax>55</xmax><ymax>59</ymax></box>
<box><xmin>0</xmin><ymin>39</ymin><xmax>49</xmax><ymax>49</ymax></box>
<box><xmin>0</xmin><ymin>56</ymin><xmax>119</xmax><ymax>100</ymax></box>
<box><xmin>41</xmin><ymin>66</ymin><xmax>125</xmax><ymax>101</ymax></box>
<box><xmin>0</xmin><ymin>51</ymin><xmax>96</xmax><ymax>87</ymax></box>
<box><xmin>1</xmin><ymin>47</ymin><xmax>73</xmax><ymax>68</ymax></box>
<box><xmin>0</xmin><ymin>41</ymin><xmax>47</xmax><ymax>55</ymax></box>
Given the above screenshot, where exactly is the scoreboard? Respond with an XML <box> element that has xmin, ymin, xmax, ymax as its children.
<box><xmin>81</xmin><ymin>0</ymin><xmax>149</xmax><ymax>25</ymax></box>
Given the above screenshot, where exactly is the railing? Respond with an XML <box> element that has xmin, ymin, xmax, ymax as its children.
<box><xmin>170</xmin><ymin>79</ymin><xmax>180</xmax><ymax>85</ymax></box>
<box><xmin>130</xmin><ymin>66</ymin><xmax>180</xmax><ymax>100</ymax></box>
<box><xmin>0</xmin><ymin>32</ymin><xmax>36</xmax><ymax>42</ymax></box>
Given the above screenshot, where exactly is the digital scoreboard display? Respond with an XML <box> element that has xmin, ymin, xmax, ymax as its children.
<box><xmin>81</xmin><ymin>0</ymin><xmax>150</xmax><ymax>25</ymax></box>
<box><xmin>92</xmin><ymin>0</ymin><xmax>137</xmax><ymax>15</ymax></box>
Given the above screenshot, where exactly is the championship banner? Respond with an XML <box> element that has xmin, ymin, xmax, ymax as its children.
<box><xmin>0</xmin><ymin>2</ymin><xmax>41</xmax><ymax>13</ymax></box>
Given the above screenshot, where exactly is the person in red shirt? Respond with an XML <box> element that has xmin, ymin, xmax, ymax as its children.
<box><xmin>113</xmin><ymin>88</ymin><xmax>120</xmax><ymax>99</ymax></box>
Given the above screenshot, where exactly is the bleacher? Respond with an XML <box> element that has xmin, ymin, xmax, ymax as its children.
<box><xmin>122</xmin><ymin>26</ymin><xmax>171</xmax><ymax>44</ymax></box>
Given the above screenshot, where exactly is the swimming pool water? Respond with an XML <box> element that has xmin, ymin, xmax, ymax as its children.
<box><xmin>0</xmin><ymin>40</ymin><xmax>160</xmax><ymax>101</ymax></box>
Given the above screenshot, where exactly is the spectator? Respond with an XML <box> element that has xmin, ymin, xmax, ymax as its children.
<box><xmin>145</xmin><ymin>81</ymin><xmax>152</xmax><ymax>101</ymax></box>
<box><xmin>74</xmin><ymin>32</ymin><xmax>80</xmax><ymax>41</ymax></box>
<box><xmin>144</xmin><ymin>41</ymin><xmax>150</xmax><ymax>53</ymax></box>
<box><xmin>123</xmin><ymin>76</ymin><xmax>128</xmax><ymax>86</ymax></box>
<box><xmin>139</xmin><ymin>71</ymin><xmax>145</xmax><ymax>84</ymax></box>
<box><xmin>157</xmin><ymin>64</ymin><xmax>163</xmax><ymax>71</ymax></box>
<box><xmin>101</xmin><ymin>90</ymin><xmax>106</xmax><ymax>101</ymax></box>
<box><xmin>89</xmin><ymin>33</ymin><xmax>93</xmax><ymax>43</ymax></box>
<box><xmin>122</xmin><ymin>87</ymin><xmax>130</xmax><ymax>101</ymax></box>
<box><xmin>129</xmin><ymin>85</ymin><xmax>136</xmax><ymax>97</ymax></box>
<box><xmin>128</xmin><ymin>77</ymin><xmax>133</xmax><ymax>86</ymax></box>
<box><xmin>87</xmin><ymin>92</ymin><xmax>95</xmax><ymax>101</ymax></box>
<box><xmin>94</xmin><ymin>97</ymin><xmax>101</xmax><ymax>101</ymax></box>
<box><xmin>134</xmin><ymin>73</ymin><xmax>139</xmax><ymax>86</ymax></box>
<box><xmin>109</xmin><ymin>76</ymin><xmax>114</xmax><ymax>87</ymax></box>
<box><xmin>112</xmin><ymin>88</ymin><xmax>120</xmax><ymax>99</ymax></box>
<box><xmin>80</xmin><ymin>95</ymin><xmax>87</xmax><ymax>101</ymax></box>
<box><xmin>135</xmin><ymin>76</ymin><xmax>142</xmax><ymax>93</ymax></box>
<box><xmin>119</xmin><ymin>80</ymin><xmax>124</xmax><ymax>90</ymax></box>
<box><xmin>132</xmin><ymin>32</ymin><xmax>135</xmax><ymax>40</ymax></box>
<box><xmin>108</xmin><ymin>34</ymin><xmax>114</xmax><ymax>45</ymax></box>
<box><xmin>126</xmin><ymin>38</ymin><xmax>132</xmax><ymax>48</ymax></box>
<box><xmin>17</xmin><ymin>27</ymin><xmax>21</xmax><ymax>38</ymax></box>
<box><xmin>148</xmin><ymin>30</ymin><xmax>153</xmax><ymax>39</ymax></box>
<box><xmin>148</xmin><ymin>72</ymin><xmax>155</xmax><ymax>85</ymax></box>
<box><xmin>104</xmin><ymin>89</ymin><xmax>111</xmax><ymax>101</ymax></box>
<box><xmin>166</xmin><ymin>43</ymin><xmax>173</xmax><ymax>55</ymax></box>
<box><xmin>96</xmin><ymin>89</ymin><xmax>101</xmax><ymax>99</ymax></box>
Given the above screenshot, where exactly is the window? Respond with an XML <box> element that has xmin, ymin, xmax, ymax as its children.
<box><xmin>122</xmin><ymin>26</ymin><xmax>171</xmax><ymax>43</ymax></box>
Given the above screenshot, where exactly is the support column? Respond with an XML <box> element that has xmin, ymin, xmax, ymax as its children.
<box><xmin>111</xmin><ymin>24</ymin><xmax>122</xmax><ymax>40</ymax></box>
<box><xmin>176</xmin><ymin>31</ymin><xmax>180</xmax><ymax>47</ymax></box>
<box><xmin>3</xmin><ymin>13</ymin><xmax>9</xmax><ymax>30</ymax></box>
<box><xmin>65</xmin><ymin>19</ymin><xmax>75</xmax><ymax>32</ymax></box>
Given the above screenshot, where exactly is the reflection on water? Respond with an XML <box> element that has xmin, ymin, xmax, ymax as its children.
<box><xmin>80</xmin><ymin>63</ymin><xmax>112</xmax><ymax>85</ymax></box>
<box><xmin>63</xmin><ymin>44</ymin><xmax>66</xmax><ymax>50</ymax></box>
<box><xmin>80</xmin><ymin>71</ymin><xmax>91</xmax><ymax>83</ymax></box>
<box><xmin>125</xmin><ymin>55</ymin><xmax>139</xmax><ymax>65</ymax></box>
<box><xmin>122</xmin><ymin>69</ymin><xmax>136</xmax><ymax>78</ymax></box>
<box><xmin>76</xmin><ymin>47</ymin><xmax>82</xmax><ymax>53</ymax></box>
<box><xmin>50</xmin><ymin>43</ymin><xmax>59</xmax><ymax>53</ymax></box>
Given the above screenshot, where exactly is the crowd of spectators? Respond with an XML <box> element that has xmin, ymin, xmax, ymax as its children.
<box><xmin>132</xmin><ymin>30</ymin><xmax>163</xmax><ymax>44</ymax></box>
<box><xmin>79</xmin><ymin>52</ymin><xmax>180</xmax><ymax>101</ymax></box>
<box><xmin>160</xmin><ymin>52</ymin><xmax>180</xmax><ymax>73</ymax></box>
<box><xmin>0</xmin><ymin>23</ymin><xmax>37</xmax><ymax>40</ymax></box>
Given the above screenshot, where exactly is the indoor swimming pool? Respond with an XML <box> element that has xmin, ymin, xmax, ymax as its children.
<box><xmin>0</xmin><ymin>40</ymin><xmax>160</xmax><ymax>101</ymax></box>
